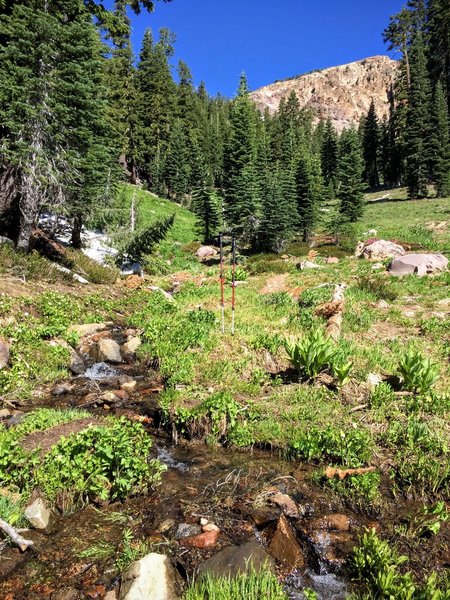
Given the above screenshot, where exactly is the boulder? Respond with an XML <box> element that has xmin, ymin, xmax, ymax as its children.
<box><xmin>195</xmin><ymin>246</ymin><xmax>217</xmax><ymax>259</ymax></box>
<box><xmin>95</xmin><ymin>339</ymin><xmax>122</xmax><ymax>363</ymax></box>
<box><xmin>268</xmin><ymin>515</ymin><xmax>305</xmax><ymax>570</ymax></box>
<box><xmin>121</xmin><ymin>380</ymin><xmax>137</xmax><ymax>393</ymax></box>
<box><xmin>68</xmin><ymin>323</ymin><xmax>107</xmax><ymax>338</ymax></box>
<box><xmin>297</xmin><ymin>260</ymin><xmax>323</xmax><ymax>270</ymax></box>
<box><xmin>24</xmin><ymin>497</ymin><xmax>52</xmax><ymax>530</ymax></box>
<box><xmin>119</xmin><ymin>553</ymin><xmax>181</xmax><ymax>600</ymax></box>
<box><xmin>357</xmin><ymin>239</ymin><xmax>405</xmax><ymax>261</ymax></box>
<box><xmin>389</xmin><ymin>253</ymin><xmax>448</xmax><ymax>277</ymax></box>
<box><xmin>0</xmin><ymin>337</ymin><xmax>10</xmax><ymax>370</ymax></box>
<box><xmin>197</xmin><ymin>541</ymin><xmax>275</xmax><ymax>579</ymax></box>
<box><xmin>122</xmin><ymin>337</ymin><xmax>141</xmax><ymax>355</ymax></box>
<box><xmin>326</xmin><ymin>257</ymin><xmax>339</xmax><ymax>264</ymax></box>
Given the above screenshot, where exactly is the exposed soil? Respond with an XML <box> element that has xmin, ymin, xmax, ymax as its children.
<box><xmin>21</xmin><ymin>417</ymin><xmax>105</xmax><ymax>455</ymax></box>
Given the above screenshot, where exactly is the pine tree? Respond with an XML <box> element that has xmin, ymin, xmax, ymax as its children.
<box><xmin>430</xmin><ymin>82</ymin><xmax>450</xmax><ymax>197</ymax></box>
<box><xmin>191</xmin><ymin>186</ymin><xmax>222</xmax><ymax>243</ymax></box>
<box><xmin>164</xmin><ymin>119</ymin><xmax>190</xmax><ymax>201</ymax></box>
<box><xmin>257</xmin><ymin>169</ymin><xmax>294</xmax><ymax>253</ymax></box>
<box><xmin>223</xmin><ymin>74</ymin><xmax>259</xmax><ymax>240</ymax></box>
<box><xmin>337</xmin><ymin>129</ymin><xmax>365</xmax><ymax>222</ymax></box>
<box><xmin>320</xmin><ymin>119</ymin><xmax>338</xmax><ymax>189</ymax></box>
<box><xmin>362</xmin><ymin>100</ymin><xmax>380</xmax><ymax>188</ymax></box>
<box><xmin>405</xmin><ymin>32</ymin><xmax>432</xmax><ymax>198</ymax></box>
<box><xmin>136</xmin><ymin>27</ymin><xmax>177</xmax><ymax>193</ymax></box>
<box><xmin>294</xmin><ymin>148</ymin><xmax>325</xmax><ymax>241</ymax></box>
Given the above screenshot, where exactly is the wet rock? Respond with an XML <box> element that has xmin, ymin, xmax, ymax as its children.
<box><xmin>99</xmin><ymin>391</ymin><xmax>120</xmax><ymax>404</ymax></box>
<box><xmin>269</xmin><ymin>493</ymin><xmax>299</xmax><ymax>518</ymax></box>
<box><xmin>307</xmin><ymin>530</ymin><xmax>354</xmax><ymax>571</ymax></box>
<box><xmin>195</xmin><ymin>246</ymin><xmax>217</xmax><ymax>259</ymax></box>
<box><xmin>123</xmin><ymin>337</ymin><xmax>141</xmax><ymax>355</ymax></box>
<box><xmin>68</xmin><ymin>323</ymin><xmax>107</xmax><ymax>338</ymax></box>
<box><xmin>69</xmin><ymin>350</ymin><xmax>86</xmax><ymax>375</ymax></box>
<box><xmin>174</xmin><ymin>523</ymin><xmax>202</xmax><ymax>540</ymax></box>
<box><xmin>52</xmin><ymin>383</ymin><xmax>74</xmax><ymax>396</ymax></box>
<box><xmin>0</xmin><ymin>409</ymin><xmax>11</xmax><ymax>419</ymax></box>
<box><xmin>0</xmin><ymin>337</ymin><xmax>10</xmax><ymax>370</ymax></box>
<box><xmin>119</xmin><ymin>553</ymin><xmax>181</xmax><ymax>600</ymax></box>
<box><xmin>268</xmin><ymin>515</ymin><xmax>305</xmax><ymax>570</ymax></box>
<box><xmin>179</xmin><ymin>528</ymin><xmax>219</xmax><ymax>549</ymax></box>
<box><xmin>310</xmin><ymin>514</ymin><xmax>350</xmax><ymax>532</ymax></box>
<box><xmin>24</xmin><ymin>497</ymin><xmax>52</xmax><ymax>530</ymax></box>
<box><xmin>121</xmin><ymin>380</ymin><xmax>137</xmax><ymax>393</ymax></box>
<box><xmin>95</xmin><ymin>339</ymin><xmax>122</xmax><ymax>363</ymax></box>
<box><xmin>197</xmin><ymin>541</ymin><xmax>275</xmax><ymax>579</ymax></box>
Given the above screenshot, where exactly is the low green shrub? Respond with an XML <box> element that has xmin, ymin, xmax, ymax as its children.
<box><xmin>64</xmin><ymin>249</ymin><xmax>118</xmax><ymax>284</ymax></box>
<box><xmin>184</xmin><ymin>568</ymin><xmax>288</xmax><ymax>600</ymax></box>
<box><xmin>290</xmin><ymin>426</ymin><xmax>372</xmax><ymax>467</ymax></box>
<box><xmin>285</xmin><ymin>329</ymin><xmax>335</xmax><ymax>379</ymax></box>
<box><xmin>350</xmin><ymin>528</ymin><xmax>450</xmax><ymax>599</ymax></box>
<box><xmin>356</xmin><ymin>274</ymin><xmax>399</xmax><ymax>302</ymax></box>
<box><xmin>326</xmin><ymin>472</ymin><xmax>381</xmax><ymax>508</ymax></box>
<box><xmin>398</xmin><ymin>349</ymin><xmax>439</xmax><ymax>394</ymax></box>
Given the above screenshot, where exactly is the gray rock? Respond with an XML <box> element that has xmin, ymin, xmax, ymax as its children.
<box><xmin>197</xmin><ymin>541</ymin><xmax>275</xmax><ymax>579</ymax></box>
<box><xmin>52</xmin><ymin>383</ymin><xmax>74</xmax><ymax>396</ymax></box>
<box><xmin>174</xmin><ymin>523</ymin><xmax>202</xmax><ymax>540</ymax></box>
<box><xmin>0</xmin><ymin>236</ymin><xmax>14</xmax><ymax>247</ymax></box>
<box><xmin>119</xmin><ymin>553</ymin><xmax>181</xmax><ymax>600</ymax></box>
<box><xmin>297</xmin><ymin>260</ymin><xmax>323</xmax><ymax>270</ymax></box>
<box><xmin>24</xmin><ymin>497</ymin><xmax>52</xmax><ymax>530</ymax></box>
<box><xmin>122</xmin><ymin>336</ymin><xmax>141</xmax><ymax>355</ymax></box>
<box><xmin>96</xmin><ymin>338</ymin><xmax>122</xmax><ymax>363</ymax></box>
<box><xmin>358</xmin><ymin>240</ymin><xmax>405</xmax><ymax>261</ymax></box>
<box><xmin>390</xmin><ymin>253</ymin><xmax>448</xmax><ymax>276</ymax></box>
<box><xmin>69</xmin><ymin>350</ymin><xmax>86</xmax><ymax>375</ymax></box>
<box><xmin>0</xmin><ymin>337</ymin><xmax>10</xmax><ymax>370</ymax></box>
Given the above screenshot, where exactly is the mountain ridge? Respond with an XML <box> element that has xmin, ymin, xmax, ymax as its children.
<box><xmin>250</xmin><ymin>55</ymin><xmax>399</xmax><ymax>132</ymax></box>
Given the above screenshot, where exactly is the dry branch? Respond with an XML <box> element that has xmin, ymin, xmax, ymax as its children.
<box><xmin>325</xmin><ymin>284</ymin><xmax>346</xmax><ymax>340</ymax></box>
<box><xmin>0</xmin><ymin>519</ymin><xmax>34</xmax><ymax>552</ymax></box>
<box><xmin>325</xmin><ymin>466</ymin><xmax>376</xmax><ymax>480</ymax></box>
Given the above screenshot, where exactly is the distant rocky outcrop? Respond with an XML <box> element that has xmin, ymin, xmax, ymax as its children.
<box><xmin>250</xmin><ymin>56</ymin><xmax>398</xmax><ymax>131</ymax></box>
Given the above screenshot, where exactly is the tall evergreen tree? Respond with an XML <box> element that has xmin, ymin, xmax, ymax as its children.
<box><xmin>191</xmin><ymin>186</ymin><xmax>222</xmax><ymax>243</ymax></box>
<box><xmin>294</xmin><ymin>148</ymin><xmax>325</xmax><ymax>241</ymax></box>
<box><xmin>337</xmin><ymin>129</ymin><xmax>365</xmax><ymax>222</ymax></box>
<box><xmin>257</xmin><ymin>169</ymin><xmax>294</xmax><ymax>253</ymax></box>
<box><xmin>430</xmin><ymin>82</ymin><xmax>450</xmax><ymax>197</ymax></box>
<box><xmin>362</xmin><ymin>100</ymin><xmax>380</xmax><ymax>188</ymax></box>
<box><xmin>223</xmin><ymin>74</ymin><xmax>259</xmax><ymax>241</ymax></box>
<box><xmin>405</xmin><ymin>32</ymin><xmax>433</xmax><ymax>198</ymax></box>
<box><xmin>320</xmin><ymin>119</ymin><xmax>338</xmax><ymax>190</ymax></box>
<box><xmin>164</xmin><ymin>118</ymin><xmax>190</xmax><ymax>202</ymax></box>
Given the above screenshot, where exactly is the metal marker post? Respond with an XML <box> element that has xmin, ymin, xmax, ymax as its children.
<box><xmin>219</xmin><ymin>233</ymin><xmax>225</xmax><ymax>334</ymax></box>
<box><xmin>231</xmin><ymin>235</ymin><xmax>236</xmax><ymax>335</ymax></box>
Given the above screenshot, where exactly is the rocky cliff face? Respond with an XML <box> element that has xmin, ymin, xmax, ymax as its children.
<box><xmin>250</xmin><ymin>56</ymin><xmax>398</xmax><ymax>132</ymax></box>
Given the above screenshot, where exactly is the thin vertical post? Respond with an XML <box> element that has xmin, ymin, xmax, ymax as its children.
<box><xmin>219</xmin><ymin>233</ymin><xmax>225</xmax><ymax>334</ymax></box>
<box><xmin>231</xmin><ymin>235</ymin><xmax>236</xmax><ymax>335</ymax></box>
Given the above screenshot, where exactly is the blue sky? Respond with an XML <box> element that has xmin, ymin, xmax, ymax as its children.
<box><xmin>125</xmin><ymin>0</ymin><xmax>405</xmax><ymax>97</ymax></box>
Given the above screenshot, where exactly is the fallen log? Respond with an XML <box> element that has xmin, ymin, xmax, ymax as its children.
<box><xmin>325</xmin><ymin>466</ymin><xmax>376</xmax><ymax>480</ymax></box>
<box><xmin>324</xmin><ymin>284</ymin><xmax>346</xmax><ymax>340</ymax></box>
<box><xmin>0</xmin><ymin>518</ymin><xmax>34</xmax><ymax>552</ymax></box>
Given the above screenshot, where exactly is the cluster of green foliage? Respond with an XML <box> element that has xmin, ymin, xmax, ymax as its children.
<box><xmin>184</xmin><ymin>569</ymin><xmax>289</xmax><ymax>600</ymax></box>
<box><xmin>350</xmin><ymin>529</ymin><xmax>450</xmax><ymax>599</ymax></box>
<box><xmin>0</xmin><ymin>410</ymin><xmax>164</xmax><ymax>505</ymax></box>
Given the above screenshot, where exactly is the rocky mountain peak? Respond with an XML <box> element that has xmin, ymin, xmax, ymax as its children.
<box><xmin>250</xmin><ymin>55</ymin><xmax>399</xmax><ymax>131</ymax></box>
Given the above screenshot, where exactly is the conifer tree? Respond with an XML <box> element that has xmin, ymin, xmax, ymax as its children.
<box><xmin>136</xmin><ymin>27</ymin><xmax>177</xmax><ymax>192</ymax></box>
<box><xmin>257</xmin><ymin>169</ymin><xmax>294</xmax><ymax>253</ymax></box>
<box><xmin>320</xmin><ymin>119</ymin><xmax>338</xmax><ymax>189</ymax></box>
<box><xmin>191</xmin><ymin>186</ymin><xmax>222</xmax><ymax>243</ymax></box>
<box><xmin>337</xmin><ymin>129</ymin><xmax>365</xmax><ymax>222</ymax></box>
<box><xmin>362</xmin><ymin>100</ymin><xmax>380</xmax><ymax>188</ymax></box>
<box><xmin>164</xmin><ymin>119</ymin><xmax>190</xmax><ymax>201</ymax></box>
<box><xmin>223</xmin><ymin>74</ymin><xmax>259</xmax><ymax>241</ymax></box>
<box><xmin>430</xmin><ymin>82</ymin><xmax>450</xmax><ymax>197</ymax></box>
<box><xmin>294</xmin><ymin>148</ymin><xmax>325</xmax><ymax>241</ymax></box>
<box><xmin>405</xmin><ymin>32</ymin><xmax>432</xmax><ymax>198</ymax></box>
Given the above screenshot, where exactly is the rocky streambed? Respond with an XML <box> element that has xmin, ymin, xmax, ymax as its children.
<box><xmin>0</xmin><ymin>322</ymin><xmax>442</xmax><ymax>599</ymax></box>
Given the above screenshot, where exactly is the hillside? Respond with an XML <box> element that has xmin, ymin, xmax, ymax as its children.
<box><xmin>250</xmin><ymin>55</ymin><xmax>399</xmax><ymax>131</ymax></box>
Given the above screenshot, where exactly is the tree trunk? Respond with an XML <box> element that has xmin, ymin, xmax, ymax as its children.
<box><xmin>71</xmin><ymin>214</ymin><xmax>83</xmax><ymax>249</ymax></box>
<box><xmin>0</xmin><ymin>161</ymin><xmax>20</xmax><ymax>240</ymax></box>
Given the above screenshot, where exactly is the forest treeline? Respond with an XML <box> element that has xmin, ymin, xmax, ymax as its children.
<box><xmin>0</xmin><ymin>0</ymin><xmax>449</xmax><ymax>254</ymax></box>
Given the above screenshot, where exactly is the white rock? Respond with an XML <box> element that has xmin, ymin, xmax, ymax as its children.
<box><xmin>298</xmin><ymin>260</ymin><xmax>323</xmax><ymax>270</ymax></box>
<box><xmin>119</xmin><ymin>553</ymin><xmax>181</xmax><ymax>600</ymax></box>
<box><xmin>96</xmin><ymin>339</ymin><xmax>122</xmax><ymax>363</ymax></box>
<box><xmin>195</xmin><ymin>246</ymin><xmax>217</xmax><ymax>259</ymax></box>
<box><xmin>123</xmin><ymin>337</ymin><xmax>141</xmax><ymax>355</ymax></box>
<box><xmin>367</xmin><ymin>373</ymin><xmax>383</xmax><ymax>390</ymax></box>
<box><xmin>371</xmin><ymin>262</ymin><xmax>385</xmax><ymax>270</ymax></box>
<box><xmin>24</xmin><ymin>498</ymin><xmax>52</xmax><ymax>530</ymax></box>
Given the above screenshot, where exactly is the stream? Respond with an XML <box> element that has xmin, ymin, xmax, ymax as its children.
<box><xmin>0</xmin><ymin>349</ymin><xmax>373</xmax><ymax>599</ymax></box>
